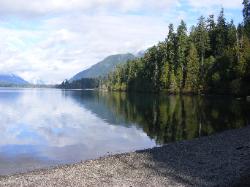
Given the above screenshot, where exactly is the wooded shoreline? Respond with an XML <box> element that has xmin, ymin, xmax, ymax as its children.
<box><xmin>59</xmin><ymin>3</ymin><xmax>250</xmax><ymax>97</ymax></box>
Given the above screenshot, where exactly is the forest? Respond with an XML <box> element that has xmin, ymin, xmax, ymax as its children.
<box><xmin>103</xmin><ymin>1</ymin><xmax>250</xmax><ymax>96</ymax></box>
<box><xmin>59</xmin><ymin>1</ymin><xmax>250</xmax><ymax>96</ymax></box>
<box><xmin>58</xmin><ymin>78</ymin><xmax>99</xmax><ymax>89</ymax></box>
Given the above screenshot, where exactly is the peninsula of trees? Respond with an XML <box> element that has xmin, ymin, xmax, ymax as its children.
<box><xmin>60</xmin><ymin>1</ymin><xmax>250</xmax><ymax>96</ymax></box>
<box><xmin>102</xmin><ymin>1</ymin><xmax>250</xmax><ymax>95</ymax></box>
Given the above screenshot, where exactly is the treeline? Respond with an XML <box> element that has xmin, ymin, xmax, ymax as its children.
<box><xmin>103</xmin><ymin>2</ymin><xmax>250</xmax><ymax>95</ymax></box>
<box><xmin>58</xmin><ymin>78</ymin><xmax>99</xmax><ymax>89</ymax></box>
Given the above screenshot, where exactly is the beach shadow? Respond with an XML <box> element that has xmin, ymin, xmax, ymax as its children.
<box><xmin>133</xmin><ymin>127</ymin><xmax>250</xmax><ymax>186</ymax></box>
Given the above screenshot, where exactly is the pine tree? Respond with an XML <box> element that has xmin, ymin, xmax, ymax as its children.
<box><xmin>243</xmin><ymin>0</ymin><xmax>250</xmax><ymax>35</ymax></box>
<box><xmin>193</xmin><ymin>16</ymin><xmax>210</xmax><ymax>91</ymax></box>
<box><xmin>185</xmin><ymin>43</ymin><xmax>200</xmax><ymax>93</ymax></box>
<box><xmin>160</xmin><ymin>61</ymin><xmax>170</xmax><ymax>90</ymax></box>
<box><xmin>207</xmin><ymin>15</ymin><xmax>216</xmax><ymax>56</ymax></box>
<box><xmin>243</xmin><ymin>0</ymin><xmax>250</xmax><ymax>20</ymax></box>
<box><xmin>195</xmin><ymin>16</ymin><xmax>210</xmax><ymax>67</ymax></box>
<box><xmin>103</xmin><ymin>3</ymin><xmax>250</xmax><ymax>95</ymax></box>
<box><xmin>215</xmin><ymin>8</ymin><xmax>228</xmax><ymax>55</ymax></box>
<box><xmin>227</xmin><ymin>20</ymin><xmax>237</xmax><ymax>47</ymax></box>
<box><xmin>166</xmin><ymin>24</ymin><xmax>176</xmax><ymax>65</ymax></box>
<box><xmin>166</xmin><ymin>24</ymin><xmax>178</xmax><ymax>91</ymax></box>
<box><xmin>176</xmin><ymin>20</ymin><xmax>188</xmax><ymax>90</ymax></box>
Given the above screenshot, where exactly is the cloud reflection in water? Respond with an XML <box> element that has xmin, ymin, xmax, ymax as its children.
<box><xmin>0</xmin><ymin>88</ymin><xmax>156</xmax><ymax>175</ymax></box>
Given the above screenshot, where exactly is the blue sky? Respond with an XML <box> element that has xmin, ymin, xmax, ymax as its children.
<box><xmin>0</xmin><ymin>0</ymin><xmax>243</xmax><ymax>84</ymax></box>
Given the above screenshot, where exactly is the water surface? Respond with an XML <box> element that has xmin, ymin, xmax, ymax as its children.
<box><xmin>0</xmin><ymin>88</ymin><xmax>249</xmax><ymax>175</ymax></box>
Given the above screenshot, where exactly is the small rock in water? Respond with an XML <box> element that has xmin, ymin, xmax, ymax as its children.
<box><xmin>236</xmin><ymin>146</ymin><xmax>244</xmax><ymax>150</ymax></box>
<box><xmin>247</xmin><ymin>96</ymin><xmax>250</xmax><ymax>102</ymax></box>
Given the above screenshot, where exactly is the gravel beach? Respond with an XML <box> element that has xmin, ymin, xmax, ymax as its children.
<box><xmin>0</xmin><ymin>126</ymin><xmax>250</xmax><ymax>187</ymax></box>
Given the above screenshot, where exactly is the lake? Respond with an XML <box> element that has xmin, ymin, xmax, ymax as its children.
<box><xmin>0</xmin><ymin>88</ymin><xmax>249</xmax><ymax>175</ymax></box>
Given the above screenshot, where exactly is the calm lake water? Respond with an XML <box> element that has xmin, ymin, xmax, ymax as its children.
<box><xmin>0</xmin><ymin>88</ymin><xmax>249</xmax><ymax>175</ymax></box>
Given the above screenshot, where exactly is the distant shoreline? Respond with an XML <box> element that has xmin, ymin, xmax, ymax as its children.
<box><xmin>0</xmin><ymin>85</ymin><xmax>55</xmax><ymax>89</ymax></box>
<box><xmin>1</xmin><ymin>126</ymin><xmax>250</xmax><ymax>186</ymax></box>
<box><xmin>1</xmin><ymin>86</ymin><xmax>250</xmax><ymax>99</ymax></box>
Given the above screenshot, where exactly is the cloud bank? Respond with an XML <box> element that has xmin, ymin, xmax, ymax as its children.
<box><xmin>0</xmin><ymin>0</ymin><xmax>242</xmax><ymax>84</ymax></box>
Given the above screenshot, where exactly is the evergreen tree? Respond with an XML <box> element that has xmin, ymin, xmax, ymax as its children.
<box><xmin>195</xmin><ymin>16</ymin><xmax>210</xmax><ymax>67</ymax></box>
<box><xmin>243</xmin><ymin>0</ymin><xmax>250</xmax><ymax>36</ymax></box>
<box><xmin>166</xmin><ymin>24</ymin><xmax>178</xmax><ymax>92</ymax></box>
<box><xmin>243</xmin><ymin>0</ymin><xmax>250</xmax><ymax>21</ymax></box>
<box><xmin>176</xmin><ymin>20</ymin><xmax>188</xmax><ymax>90</ymax></box>
<box><xmin>185</xmin><ymin>43</ymin><xmax>200</xmax><ymax>92</ymax></box>
<box><xmin>160</xmin><ymin>61</ymin><xmax>170</xmax><ymax>90</ymax></box>
<box><xmin>227</xmin><ymin>20</ymin><xmax>237</xmax><ymax>47</ymax></box>
<box><xmin>102</xmin><ymin>3</ymin><xmax>250</xmax><ymax>95</ymax></box>
<box><xmin>207</xmin><ymin>15</ymin><xmax>216</xmax><ymax>56</ymax></box>
<box><xmin>215</xmin><ymin>9</ymin><xmax>228</xmax><ymax>55</ymax></box>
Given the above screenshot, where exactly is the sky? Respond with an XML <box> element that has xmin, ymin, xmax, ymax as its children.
<box><xmin>0</xmin><ymin>0</ymin><xmax>243</xmax><ymax>84</ymax></box>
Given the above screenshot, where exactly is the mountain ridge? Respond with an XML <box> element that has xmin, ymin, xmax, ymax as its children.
<box><xmin>69</xmin><ymin>53</ymin><xmax>136</xmax><ymax>82</ymax></box>
<box><xmin>0</xmin><ymin>73</ymin><xmax>29</xmax><ymax>85</ymax></box>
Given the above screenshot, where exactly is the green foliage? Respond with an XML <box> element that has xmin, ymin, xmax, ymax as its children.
<box><xmin>87</xmin><ymin>92</ymin><xmax>249</xmax><ymax>144</ymax></box>
<box><xmin>185</xmin><ymin>43</ymin><xmax>200</xmax><ymax>93</ymax></box>
<box><xmin>243</xmin><ymin>0</ymin><xmax>250</xmax><ymax>36</ymax></box>
<box><xmin>194</xmin><ymin>16</ymin><xmax>210</xmax><ymax>67</ymax></box>
<box><xmin>58</xmin><ymin>78</ymin><xmax>99</xmax><ymax>89</ymax></box>
<box><xmin>176</xmin><ymin>20</ymin><xmax>188</xmax><ymax>91</ymax></box>
<box><xmin>102</xmin><ymin>3</ymin><xmax>250</xmax><ymax>96</ymax></box>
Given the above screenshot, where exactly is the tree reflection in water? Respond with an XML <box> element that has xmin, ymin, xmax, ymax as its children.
<box><xmin>69</xmin><ymin>91</ymin><xmax>250</xmax><ymax>145</ymax></box>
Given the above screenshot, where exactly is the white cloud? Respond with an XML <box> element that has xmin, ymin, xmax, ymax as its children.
<box><xmin>0</xmin><ymin>0</ymin><xmax>242</xmax><ymax>83</ymax></box>
<box><xmin>0</xmin><ymin>89</ymin><xmax>156</xmax><ymax>152</ymax></box>
<box><xmin>0</xmin><ymin>0</ymin><xmax>179</xmax><ymax>16</ymax></box>
<box><xmin>188</xmin><ymin>0</ymin><xmax>242</xmax><ymax>9</ymax></box>
<box><xmin>0</xmin><ymin>13</ymin><xmax>171</xmax><ymax>84</ymax></box>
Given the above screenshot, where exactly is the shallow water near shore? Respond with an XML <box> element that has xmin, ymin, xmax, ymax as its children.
<box><xmin>0</xmin><ymin>88</ymin><xmax>249</xmax><ymax>175</ymax></box>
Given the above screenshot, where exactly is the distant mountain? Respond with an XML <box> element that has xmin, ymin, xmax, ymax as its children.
<box><xmin>70</xmin><ymin>53</ymin><xmax>135</xmax><ymax>82</ymax></box>
<box><xmin>0</xmin><ymin>74</ymin><xmax>29</xmax><ymax>85</ymax></box>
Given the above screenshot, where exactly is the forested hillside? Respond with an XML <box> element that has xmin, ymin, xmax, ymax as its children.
<box><xmin>58</xmin><ymin>78</ymin><xmax>99</xmax><ymax>89</ymax></box>
<box><xmin>104</xmin><ymin>2</ymin><xmax>250</xmax><ymax>95</ymax></box>
<box><xmin>0</xmin><ymin>73</ymin><xmax>29</xmax><ymax>86</ymax></box>
<box><xmin>70</xmin><ymin>53</ymin><xmax>135</xmax><ymax>82</ymax></box>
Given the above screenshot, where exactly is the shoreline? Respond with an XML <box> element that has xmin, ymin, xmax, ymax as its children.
<box><xmin>1</xmin><ymin>126</ymin><xmax>250</xmax><ymax>187</ymax></box>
